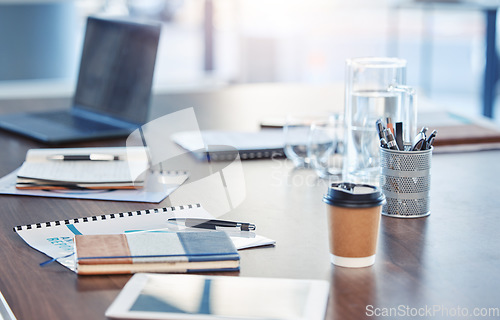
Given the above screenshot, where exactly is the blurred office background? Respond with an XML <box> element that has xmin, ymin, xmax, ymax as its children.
<box><xmin>0</xmin><ymin>0</ymin><xmax>498</xmax><ymax>123</ymax></box>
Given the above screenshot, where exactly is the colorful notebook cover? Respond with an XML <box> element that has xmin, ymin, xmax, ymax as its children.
<box><xmin>75</xmin><ymin>231</ymin><xmax>240</xmax><ymax>275</ymax></box>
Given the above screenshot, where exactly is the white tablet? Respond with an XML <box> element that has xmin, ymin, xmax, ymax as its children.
<box><xmin>106</xmin><ymin>273</ymin><xmax>330</xmax><ymax>320</ymax></box>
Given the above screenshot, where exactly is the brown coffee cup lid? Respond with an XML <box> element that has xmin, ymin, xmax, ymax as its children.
<box><xmin>323</xmin><ymin>182</ymin><xmax>385</xmax><ymax>208</ymax></box>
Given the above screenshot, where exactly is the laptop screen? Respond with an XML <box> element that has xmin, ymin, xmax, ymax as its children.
<box><xmin>73</xmin><ymin>16</ymin><xmax>161</xmax><ymax>125</ymax></box>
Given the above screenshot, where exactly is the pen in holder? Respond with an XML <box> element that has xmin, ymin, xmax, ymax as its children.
<box><xmin>379</xmin><ymin>147</ymin><xmax>432</xmax><ymax>218</ymax></box>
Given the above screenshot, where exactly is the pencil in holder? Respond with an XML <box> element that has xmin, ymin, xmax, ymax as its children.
<box><xmin>379</xmin><ymin>147</ymin><xmax>432</xmax><ymax>218</ymax></box>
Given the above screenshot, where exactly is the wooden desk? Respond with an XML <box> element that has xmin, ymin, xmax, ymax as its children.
<box><xmin>0</xmin><ymin>84</ymin><xmax>499</xmax><ymax>319</ymax></box>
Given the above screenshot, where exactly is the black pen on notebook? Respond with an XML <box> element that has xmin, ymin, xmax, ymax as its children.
<box><xmin>47</xmin><ymin>154</ymin><xmax>122</xmax><ymax>161</ymax></box>
<box><xmin>167</xmin><ymin>218</ymin><xmax>256</xmax><ymax>231</ymax></box>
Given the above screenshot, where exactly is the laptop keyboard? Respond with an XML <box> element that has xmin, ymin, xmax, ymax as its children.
<box><xmin>35</xmin><ymin>111</ymin><xmax>124</xmax><ymax>132</ymax></box>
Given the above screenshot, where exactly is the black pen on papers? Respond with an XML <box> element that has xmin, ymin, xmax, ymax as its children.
<box><xmin>47</xmin><ymin>154</ymin><xmax>122</xmax><ymax>161</ymax></box>
<box><xmin>167</xmin><ymin>218</ymin><xmax>256</xmax><ymax>231</ymax></box>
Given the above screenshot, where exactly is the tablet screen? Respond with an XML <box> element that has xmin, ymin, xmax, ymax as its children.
<box><xmin>106</xmin><ymin>273</ymin><xmax>329</xmax><ymax>320</ymax></box>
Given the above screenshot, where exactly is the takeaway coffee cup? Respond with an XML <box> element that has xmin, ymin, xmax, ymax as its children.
<box><xmin>323</xmin><ymin>182</ymin><xmax>385</xmax><ymax>268</ymax></box>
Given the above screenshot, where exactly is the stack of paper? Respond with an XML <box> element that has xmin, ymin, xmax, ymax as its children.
<box><xmin>16</xmin><ymin>147</ymin><xmax>148</xmax><ymax>190</ymax></box>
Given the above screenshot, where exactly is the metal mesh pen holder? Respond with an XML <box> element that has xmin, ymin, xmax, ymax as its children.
<box><xmin>379</xmin><ymin>147</ymin><xmax>432</xmax><ymax>218</ymax></box>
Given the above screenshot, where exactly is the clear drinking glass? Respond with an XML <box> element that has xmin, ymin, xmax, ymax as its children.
<box><xmin>343</xmin><ymin>57</ymin><xmax>417</xmax><ymax>186</ymax></box>
<box><xmin>283</xmin><ymin>113</ymin><xmax>330</xmax><ymax>168</ymax></box>
<box><xmin>307</xmin><ymin>114</ymin><xmax>344</xmax><ymax>179</ymax></box>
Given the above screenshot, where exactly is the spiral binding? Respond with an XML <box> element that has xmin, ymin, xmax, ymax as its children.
<box><xmin>13</xmin><ymin>203</ymin><xmax>201</xmax><ymax>232</ymax></box>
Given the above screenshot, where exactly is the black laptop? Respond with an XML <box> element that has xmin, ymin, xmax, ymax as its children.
<box><xmin>0</xmin><ymin>16</ymin><xmax>161</xmax><ymax>144</ymax></box>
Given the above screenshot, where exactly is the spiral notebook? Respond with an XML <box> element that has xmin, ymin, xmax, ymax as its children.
<box><xmin>14</xmin><ymin>204</ymin><xmax>275</xmax><ymax>272</ymax></box>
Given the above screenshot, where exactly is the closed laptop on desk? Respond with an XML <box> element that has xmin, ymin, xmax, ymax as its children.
<box><xmin>0</xmin><ymin>16</ymin><xmax>161</xmax><ymax>144</ymax></box>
